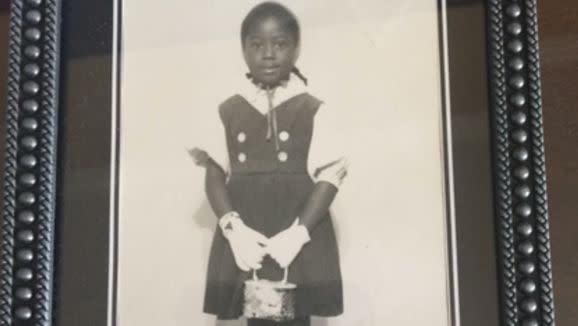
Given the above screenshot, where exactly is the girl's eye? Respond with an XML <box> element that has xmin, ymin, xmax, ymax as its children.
<box><xmin>275</xmin><ymin>41</ymin><xmax>287</xmax><ymax>49</ymax></box>
<box><xmin>250</xmin><ymin>42</ymin><xmax>263</xmax><ymax>49</ymax></box>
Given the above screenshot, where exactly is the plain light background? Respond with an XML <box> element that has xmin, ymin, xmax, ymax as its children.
<box><xmin>118</xmin><ymin>1</ymin><xmax>450</xmax><ymax>325</ymax></box>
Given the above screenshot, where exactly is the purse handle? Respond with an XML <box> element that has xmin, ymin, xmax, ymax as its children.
<box><xmin>252</xmin><ymin>267</ymin><xmax>288</xmax><ymax>284</ymax></box>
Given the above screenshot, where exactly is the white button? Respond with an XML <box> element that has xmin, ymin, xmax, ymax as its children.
<box><xmin>279</xmin><ymin>131</ymin><xmax>290</xmax><ymax>142</ymax></box>
<box><xmin>238</xmin><ymin>153</ymin><xmax>247</xmax><ymax>163</ymax></box>
<box><xmin>278</xmin><ymin>151</ymin><xmax>288</xmax><ymax>162</ymax></box>
<box><xmin>237</xmin><ymin>132</ymin><xmax>246</xmax><ymax>143</ymax></box>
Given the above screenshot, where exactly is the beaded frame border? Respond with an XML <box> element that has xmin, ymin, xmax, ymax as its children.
<box><xmin>0</xmin><ymin>0</ymin><xmax>60</xmax><ymax>325</ymax></box>
<box><xmin>0</xmin><ymin>0</ymin><xmax>555</xmax><ymax>326</ymax></box>
<box><xmin>487</xmin><ymin>1</ymin><xmax>555</xmax><ymax>326</ymax></box>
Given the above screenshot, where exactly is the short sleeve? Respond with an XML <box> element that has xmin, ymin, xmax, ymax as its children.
<box><xmin>307</xmin><ymin>102</ymin><xmax>349</xmax><ymax>188</ymax></box>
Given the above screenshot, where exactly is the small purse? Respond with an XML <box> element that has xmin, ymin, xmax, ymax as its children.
<box><xmin>243</xmin><ymin>268</ymin><xmax>297</xmax><ymax>322</ymax></box>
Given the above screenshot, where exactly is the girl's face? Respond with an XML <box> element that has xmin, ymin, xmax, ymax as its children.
<box><xmin>243</xmin><ymin>16</ymin><xmax>299</xmax><ymax>87</ymax></box>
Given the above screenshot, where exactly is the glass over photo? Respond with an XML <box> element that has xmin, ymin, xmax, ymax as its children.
<box><xmin>117</xmin><ymin>1</ymin><xmax>453</xmax><ymax>325</ymax></box>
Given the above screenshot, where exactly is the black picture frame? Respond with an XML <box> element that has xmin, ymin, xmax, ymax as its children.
<box><xmin>0</xmin><ymin>0</ymin><xmax>555</xmax><ymax>326</ymax></box>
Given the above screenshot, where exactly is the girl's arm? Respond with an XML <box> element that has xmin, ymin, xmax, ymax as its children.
<box><xmin>204</xmin><ymin>158</ymin><xmax>233</xmax><ymax>218</ymax></box>
<box><xmin>188</xmin><ymin>146</ymin><xmax>233</xmax><ymax>218</ymax></box>
<box><xmin>190</xmin><ymin>109</ymin><xmax>234</xmax><ymax>218</ymax></box>
<box><xmin>301</xmin><ymin>104</ymin><xmax>348</xmax><ymax>233</ymax></box>
<box><xmin>297</xmin><ymin>181</ymin><xmax>339</xmax><ymax>233</ymax></box>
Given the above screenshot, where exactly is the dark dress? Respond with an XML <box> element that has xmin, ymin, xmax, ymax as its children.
<box><xmin>203</xmin><ymin>92</ymin><xmax>343</xmax><ymax>320</ymax></box>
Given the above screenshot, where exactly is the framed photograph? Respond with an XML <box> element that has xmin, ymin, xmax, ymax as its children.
<box><xmin>0</xmin><ymin>0</ymin><xmax>555</xmax><ymax>326</ymax></box>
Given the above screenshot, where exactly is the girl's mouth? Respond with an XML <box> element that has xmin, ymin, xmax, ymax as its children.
<box><xmin>261</xmin><ymin>66</ymin><xmax>281</xmax><ymax>74</ymax></box>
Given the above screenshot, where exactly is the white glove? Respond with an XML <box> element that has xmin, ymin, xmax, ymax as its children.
<box><xmin>266</xmin><ymin>218</ymin><xmax>311</xmax><ymax>268</ymax></box>
<box><xmin>219</xmin><ymin>212</ymin><xmax>269</xmax><ymax>272</ymax></box>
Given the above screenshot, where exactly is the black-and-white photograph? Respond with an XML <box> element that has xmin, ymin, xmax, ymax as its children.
<box><xmin>118</xmin><ymin>1</ymin><xmax>452</xmax><ymax>325</ymax></box>
<box><xmin>0</xmin><ymin>0</ymin><xmax>560</xmax><ymax>325</ymax></box>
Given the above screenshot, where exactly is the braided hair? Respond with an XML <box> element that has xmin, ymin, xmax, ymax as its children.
<box><xmin>241</xmin><ymin>2</ymin><xmax>308</xmax><ymax>86</ymax></box>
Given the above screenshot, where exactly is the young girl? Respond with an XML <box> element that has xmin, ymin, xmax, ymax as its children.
<box><xmin>190</xmin><ymin>2</ymin><xmax>348</xmax><ymax>325</ymax></box>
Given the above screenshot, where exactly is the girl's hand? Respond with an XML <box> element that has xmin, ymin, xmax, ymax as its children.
<box><xmin>228</xmin><ymin>232</ymin><xmax>268</xmax><ymax>271</ymax></box>
<box><xmin>266</xmin><ymin>218</ymin><xmax>310</xmax><ymax>268</ymax></box>
<box><xmin>219</xmin><ymin>212</ymin><xmax>269</xmax><ymax>271</ymax></box>
<box><xmin>187</xmin><ymin>147</ymin><xmax>211</xmax><ymax>167</ymax></box>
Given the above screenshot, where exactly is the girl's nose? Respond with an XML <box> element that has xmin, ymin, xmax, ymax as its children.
<box><xmin>263</xmin><ymin>44</ymin><xmax>275</xmax><ymax>59</ymax></box>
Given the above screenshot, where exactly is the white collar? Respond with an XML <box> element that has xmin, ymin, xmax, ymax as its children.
<box><xmin>238</xmin><ymin>76</ymin><xmax>307</xmax><ymax>115</ymax></box>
